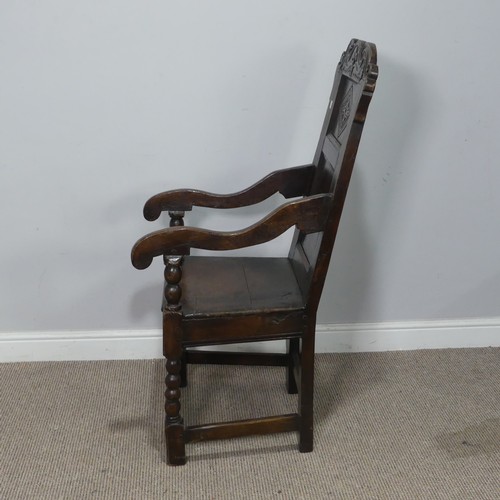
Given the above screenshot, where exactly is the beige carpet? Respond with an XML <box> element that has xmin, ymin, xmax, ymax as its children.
<box><xmin>1</xmin><ymin>348</ymin><xmax>499</xmax><ymax>499</ymax></box>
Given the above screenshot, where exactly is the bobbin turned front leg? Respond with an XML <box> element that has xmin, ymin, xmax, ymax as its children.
<box><xmin>163</xmin><ymin>255</ymin><xmax>186</xmax><ymax>465</ymax></box>
<box><xmin>164</xmin><ymin>353</ymin><xmax>185</xmax><ymax>465</ymax></box>
<box><xmin>167</xmin><ymin>212</ymin><xmax>189</xmax><ymax>390</ymax></box>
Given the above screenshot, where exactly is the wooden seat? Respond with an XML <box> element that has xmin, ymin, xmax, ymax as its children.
<box><xmin>131</xmin><ymin>39</ymin><xmax>378</xmax><ymax>465</ymax></box>
<box><xmin>180</xmin><ymin>256</ymin><xmax>305</xmax><ymax>318</ymax></box>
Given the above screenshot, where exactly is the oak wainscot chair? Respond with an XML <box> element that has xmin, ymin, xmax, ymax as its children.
<box><xmin>131</xmin><ymin>39</ymin><xmax>378</xmax><ymax>465</ymax></box>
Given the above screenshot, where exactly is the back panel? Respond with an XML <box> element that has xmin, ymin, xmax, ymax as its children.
<box><xmin>289</xmin><ymin>39</ymin><xmax>378</xmax><ymax>308</ymax></box>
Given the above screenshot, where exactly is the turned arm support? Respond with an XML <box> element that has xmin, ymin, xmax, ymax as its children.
<box><xmin>132</xmin><ymin>193</ymin><xmax>332</xmax><ymax>270</ymax></box>
<box><xmin>143</xmin><ymin>164</ymin><xmax>315</xmax><ymax>221</ymax></box>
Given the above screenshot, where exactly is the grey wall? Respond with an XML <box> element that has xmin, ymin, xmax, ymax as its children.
<box><xmin>1</xmin><ymin>0</ymin><xmax>499</xmax><ymax>335</ymax></box>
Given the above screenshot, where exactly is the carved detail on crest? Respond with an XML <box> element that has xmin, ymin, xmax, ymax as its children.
<box><xmin>339</xmin><ymin>39</ymin><xmax>371</xmax><ymax>82</ymax></box>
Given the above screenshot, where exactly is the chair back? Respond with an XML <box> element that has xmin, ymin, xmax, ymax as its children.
<box><xmin>289</xmin><ymin>39</ymin><xmax>378</xmax><ymax>310</ymax></box>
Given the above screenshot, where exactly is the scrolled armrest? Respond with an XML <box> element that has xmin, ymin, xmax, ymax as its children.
<box><xmin>143</xmin><ymin>164</ymin><xmax>314</xmax><ymax>221</ymax></box>
<box><xmin>132</xmin><ymin>193</ymin><xmax>332</xmax><ymax>270</ymax></box>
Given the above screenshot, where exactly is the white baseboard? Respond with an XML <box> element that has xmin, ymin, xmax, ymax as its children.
<box><xmin>1</xmin><ymin>317</ymin><xmax>499</xmax><ymax>363</ymax></box>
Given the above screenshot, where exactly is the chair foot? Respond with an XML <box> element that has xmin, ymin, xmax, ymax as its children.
<box><xmin>299</xmin><ymin>440</ymin><xmax>313</xmax><ymax>453</ymax></box>
<box><xmin>299</xmin><ymin>426</ymin><xmax>313</xmax><ymax>453</ymax></box>
<box><xmin>166</xmin><ymin>420</ymin><xmax>186</xmax><ymax>465</ymax></box>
